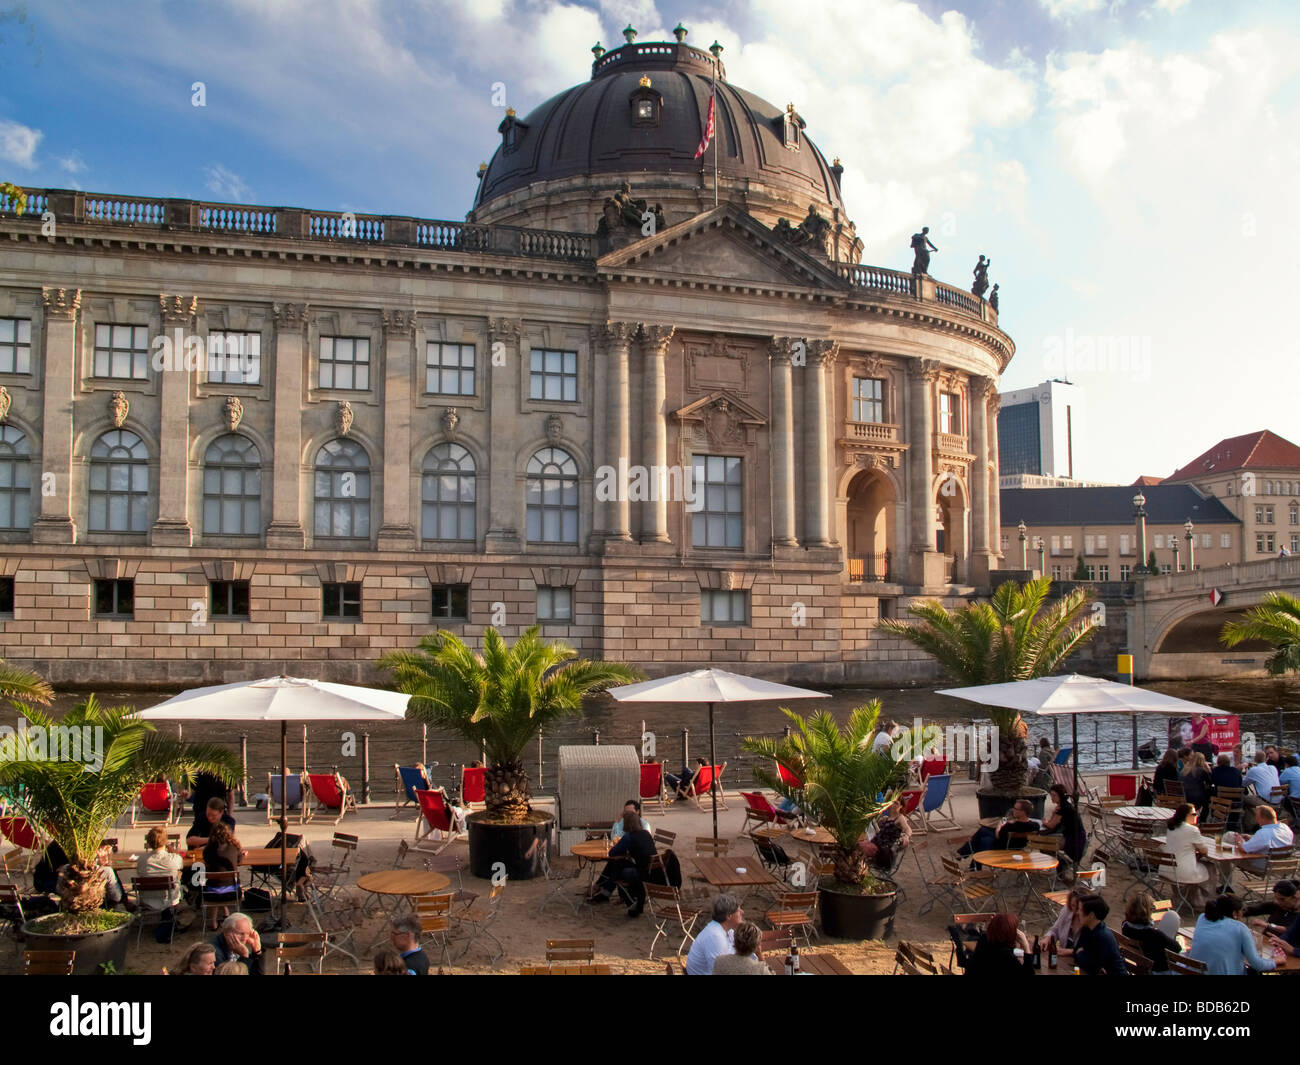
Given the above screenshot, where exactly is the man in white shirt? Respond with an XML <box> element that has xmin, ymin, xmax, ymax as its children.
<box><xmin>1279</xmin><ymin>756</ymin><xmax>1300</xmax><ymax>796</ymax></box>
<box><xmin>1239</xmin><ymin>805</ymin><xmax>1294</xmax><ymax>872</ymax></box>
<box><xmin>610</xmin><ymin>799</ymin><xmax>652</xmax><ymax>841</ymax></box>
<box><xmin>1244</xmin><ymin>752</ymin><xmax>1281</xmax><ymax>799</ymax></box>
<box><xmin>685</xmin><ymin>894</ymin><xmax>743</xmax><ymax>975</ymax></box>
<box><xmin>871</xmin><ymin>722</ymin><xmax>898</xmax><ymax>756</ymax></box>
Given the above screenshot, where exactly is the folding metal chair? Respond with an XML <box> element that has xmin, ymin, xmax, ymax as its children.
<box><xmin>23</xmin><ymin>949</ymin><xmax>74</xmax><ymax>975</ymax></box>
<box><xmin>764</xmin><ymin>891</ymin><xmax>819</xmax><ymax>946</ymax></box>
<box><xmin>305</xmin><ymin>883</ymin><xmax>363</xmax><ymax>968</ymax></box>
<box><xmin>538</xmin><ymin>847</ymin><xmax>583</xmax><ymax>917</ymax></box>
<box><xmin>275</xmin><ymin>931</ymin><xmax>327</xmax><ymax>973</ymax></box>
<box><xmin>644</xmin><ymin>883</ymin><xmax>705</xmax><ymax>960</ymax></box>
<box><xmin>453</xmin><ymin>880</ymin><xmax>505</xmax><ymax>964</ymax></box>
<box><xmin>413</xmin><ymin>893</ymin><xmax>455</xmax><ymax>966</ymax></box>
<box><xmin>131</xmin><ymin>875</ymin><xmax>179</xmax><ymax>947</ymax></box>
<box><xmin>546</xmin><ymin>938</ymin><xmax>594</xmax><ymax>965</ymax></box>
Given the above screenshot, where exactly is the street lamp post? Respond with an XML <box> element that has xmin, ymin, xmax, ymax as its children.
<box><xmin>1035</xmin><ymin>536</ymin><xmax>1045</xmax><ymax>574</ymax></box>
<box><xmin>1133</xmin><ymin>492</ymin><xmax>1148</xmax><ymax>575</ymax></box>
<box><xmin>1171</xmin><ymin>531</ymin><xmax>1180</xmax><ymax>573</ymax></box>
<box><xmin>1185</xmin><ymin>518</ymin><xmax>1195</xmax><ymax>570</ymax></box>
<box><xmin>1018</xmin><ymin>519</ymin><xmax>1028</xmax><ymax>569</ymax></box>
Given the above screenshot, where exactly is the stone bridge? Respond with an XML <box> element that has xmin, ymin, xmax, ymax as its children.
<box><xmin>1130</xmin><ymin>557</ymin><xmax>1300</xmax><ymax>679</ymax></box>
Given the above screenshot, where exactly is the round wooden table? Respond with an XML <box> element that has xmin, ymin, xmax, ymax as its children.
<box><xmin>785</xmin><ymin>825</ymin><xmax>835</xmax><ymax>847</ymax></box>
<box><xmin>357</xmin><ymin>869</ymin><xmax>451</xmax><ymax>920</ymax></box>
<box><xmin>1114</xmin><ymin>806</ymin><xmax>1169</xmax><ymax>821</ymax></box>
<box><xmin>571</xmin><ymin>840</ymin><xmax>616</xmax><ymax>902</ymax></box>
<box><xmin>971</xmin><ymin>849</ymin><xmax>1058</xmax><ymax>916</ymax></box>
<box><xmin>751</xmin><ymin>824</ymin><xmax>789</xmax><ymax>842</ymax></box>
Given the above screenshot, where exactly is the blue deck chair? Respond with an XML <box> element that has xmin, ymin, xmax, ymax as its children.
<box><xmin>917</xmin><ymin>773</ymin><xmax>961</xmax><ymax>833</ymax></box>
<box><xmin>392</xmin><ymin>764</ymin><xmax>432</xmax><ymax>820</ymax></box>
<box><xmin>1053</xmin><ymin>747</ymin><xmax>1073</xmax><ymax>766</ymax></box>
<box><xmin>266</xmin><ymin>772</ymin><xmax>304</xmax><ymax>825</ymax></box>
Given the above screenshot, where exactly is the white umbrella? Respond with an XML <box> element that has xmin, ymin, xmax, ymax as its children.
<box><xmin>139</xmin><ymin>676</ymin><xmax>411</xmax><ymax>924</ymax></box>
<box><xmin>937</xmin><ymin>673</ymin><xmax>1226</xmax><ymax>797</ymax></box>
<box><xmin>607</xmin><ymin>670</ymin><xmax>827</xmax><ymax>838</ymax></box>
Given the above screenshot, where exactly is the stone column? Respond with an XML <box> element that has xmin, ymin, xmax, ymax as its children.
<box><xmin>768</xmin><ymin>337</ymin><xmax>798</xmax><ymax>548</ymax></box>
<box><xmin>639</xmin><ymin>324</ymin><xmax>674</xmax><ymax>544</ymax></box>
<box><xmin>377</xmin><ymin>309</ymin><xmax>416</xmax><ymax>550</ymax></box>
<box><xmin>968</xmin><ymin>375</ymin><xmax>994</xmax><ymax>583</ymax></box>
<box><xmin>265</xmin><ymin>302</ymin><xmax>309</xmax><ymax>548</ymax></box>
<box><xmin>32</xmin><ymin>288</ymin><xmax>80</xmax><ymax>544</ymax></box>
<box><xmin>802</xmin><ymin>340</ymin><xmax>838</xmax><ymax>548</ymax></box>
<box><xmin>601</xmin><ymin>321</ymin><xmax>635</xmax><ymax>544</ymax></box>
<box><xmin>484</xmin><ymin>317</ymin><xmax>521</xmax><ymax>553</ymax></box>
<box><xmin>150</xmin><ymin>294</ymin><xmax>197</xmax><ymax>547</ymax></box>
<box><xmin>907</xmin><ymin>358</ymin><xmax>943</xmax><ymax>585</ymax></box>
<box><xmin>988</xmin><ymin>389</ymin><xmax>1002</xmax><ymax>561</ymax></box>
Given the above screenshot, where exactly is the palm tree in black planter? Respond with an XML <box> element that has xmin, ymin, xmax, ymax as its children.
<box><xmin>879</xmin><ymin>576</ymin><xmax>1096</xmax><ymax>819</ymax></box>
<box><xmin>743</xmin><ymin>703</ymin><xmax>935</xmax><ymax>940</ymax></box>
<box><xmin>0</xmin><ymin>695</ymin><xmax>239</xmax><ymax>974</ymax></box>
<box><xmin>381</xmin><ymin>626</ymin><xmax>641</xmax><ymax>879</ymax></box>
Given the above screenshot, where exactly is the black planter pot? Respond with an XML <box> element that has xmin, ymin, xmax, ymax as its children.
<box><xmin>467</xmin><ymin>811</ymin><xmax>554</xmax><ymax>880</ymax></box>
<box><xmin>976</xmin><ymin>788</ymin><xmax>1047</xmax><ymax>821</ymax></box>
<box><xmin>22</xmin><ymin>915</ymin><xmax>133</xmax><ymax>975</ymax></box>
<box><xmin>818</xmin><ymin>884</ymin><xmax>898</xmax><ymax>941</ymax></box>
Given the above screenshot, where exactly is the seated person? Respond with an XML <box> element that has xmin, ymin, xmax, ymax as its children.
<box><xmin>182</xmin><ymin>771</ymin><xmax>230</xmax><ymax>815</ymax></box>
<box><xmin>171</xmin><ymin>942</ymin><xmax>216</xmax><ymax>975</ymax></box>
<box><xmin>964</xmin><ymin>913</ymin><xmax>1034</xmax><ymax>976</ymax></box>
<box><xmin>92</xmin><ymin>841</ymin><xmax>133</xmax><ymax>912</ymax></box>
<box><xmin>1244</xmin><ymin>878</ymin><xmax>1300</xmax><ymax>938</ymax></box>
<box><xmin>1073</xmin><ymin>896</ymin><xmax>1127</xmax><ymax>975</ymax></box>
<box><xmin>1279</xmin><ymin>755</ymin><xmax>1300</xmax><ymax>796</ymax></box>
<box><xmin>711</xmin><ymin>920</ymin><xmax>771</xmax><ymax>975</ymax></box>
<box><xmin>587</xmin><ymin>811</ymin><xmax>656</xmax><ymax>916</ymax></box>
<box><xmin>1121</xmin><ymin>890</ymin><xmax>1183</xmax><ymax>973</ymax></box>
<box><xmin>957</xmin><ymin>800</ymin><xmax>1041</xmax><ymax>858</ymax></box>
<box><xmin>684</xmin><ymin>894</ymin><xmax>742</xmax><ymax>975</ymax></box>
<box><xmin>187</xmin><ymin>796</ymin><xmax>236</xmax><ymax>850</ymax></box>
<box><xmin>210</xmin><ymin>912</ymin><xmax>264</xmax><ymax>975</ymax></box>
<box><xmin>1152</xmin><ymin>750</ymin><xmax>1180</xmax><ymax>794</ymax></box>
<box><xmin>388</xmin><ymin>914</ymin><xmax>429</xmax><ymax>975</ymax></box>
<box><xmin>373</xmin><ymin>948</ymin><xmax>411</xmax><ymax>975</ymax></box>
<box><xmin>610</xmin><ymin>798</ymin><xmax>652</xmax><ymax>841</ymax></box>
<box><xmin>137</xmin><ymin>826</ymin><xmax>185</xmax><ymax>940</ymax></box>
<box><xmin>666</xmin><ymin>758</ymin><xmax>707</xmax><ymax>801</ymax></box>
<box><xmin>859</xmin><ymin>800</ymin><xmax>911</xmax><ymax>871</ymax></box>
<box><xmin>32</xmin><ymin>840</ymin><xmax>70</xmax><ymax>896</ymax></box>
<box><xmin>1038</xmin><ymin>784</ymin><xmax>1087</xmax><ymax>863</ymax></box>
<box><xmin>201</xmin><ymin>822</ymin><xmax>244</xmax><ymax>928</ymax></box>
<box><xmin>1211</xmin><ymin>753</ymin><xmax>1244</xmax><ymax>793</ymax></box>
<box><xmin>1044</xmin><ymin>885</ymin><xmax>1092</xmax><ymax>961</ymax></box>
<box><xmin>1188</xmin><ymin>894</ymin><xmax>1275</xmax><ymax>974</ymax></box>
<box><xmin>1244</xmin><ymin>751</ymin><xmax>1281</xmax><ymax>800</ymax></box>
<box><xmin>1237</xmin><ymin>804</ymin><xmax>1294</xmax><ymax>873</ymax></box>
<box><xmin>1162</xmin><ymin>803</ymin><xmax>1211</xmax><ymax>900</ymax></box>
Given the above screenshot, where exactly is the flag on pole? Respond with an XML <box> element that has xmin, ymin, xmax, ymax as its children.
<box><xmin>694</xmin><ymin>93</ymin><xmax>715</xmax><ymax>159</ymax></box>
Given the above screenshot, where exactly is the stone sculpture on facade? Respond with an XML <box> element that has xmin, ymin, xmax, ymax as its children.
<box><xmin>336</xmin><ymin>400</ymin><xmax>354</xmax><ymax>436</ymax></box>
<box><xmin>441</xmin><ymin>406</ymin><xmax>460</xmax><ymax>438</ymax></box>
<box><xmin>910</xmin><ymin>226</ymin><xmax>938</xmax><ymax>275</ymax></box>
<box><xmin>224</xmin><ymin>395</ymin><xmax>243</xmax><ymax>432</ymax></box>
<box><xmin>773</xmin><ymin>203</ymin><xmax>833</xmax><ymax>257</ymax></box>
<box><xmin>0</xmin><ymin>386</ymin><xmax>9</xmax><ymax>424</ymax></box>
<box><xmin>990</xmin><ymin>283</ymin><xmax>1000</xmax><ymax>311</ymax></box>
<box><xmin>972</xmin><ymin>255</ymin><xmax>990</xmax><ymax>298</ymax></box>
<box><xmin>545</xmin><ymin>412</ymin><xmax>563</xmax><ymax>444</ymax></box>
<box><xmin>109</xmin><ymin>390</ymin><xmax>129</xmax><ymax>428</ymax></box>
<box><xmin>595</xmin><ymin>182</ymin><xmax>664</xmax><ymax>251</ymax></box>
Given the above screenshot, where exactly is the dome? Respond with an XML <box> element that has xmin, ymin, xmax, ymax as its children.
<box><xmin>470</xmin><ymin>37</ymin><xmax>859</xmax><ymax>255</ymax></box>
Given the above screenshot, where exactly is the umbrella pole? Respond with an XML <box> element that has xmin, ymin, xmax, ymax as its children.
<box><xmin>279</xmin><ymin>720</ymin><xmax>289</xmax><ymax>927</ymax></box>
<box><xmin>709</xmin><ymin>701</ymin><xmax>718</xmax><ymax>841</ymax></box>
<box><xmin>1072</xmin><ymin>714</ymin><xmax>1079</xmax><ymax>806</ymax></box>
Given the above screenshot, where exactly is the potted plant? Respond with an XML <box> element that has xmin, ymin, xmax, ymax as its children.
<box><xmin>381</xmin><ymin>626</ymin><xmax>641</xmax><ymax>880</ymax></box>
<box><xmin>879</xmin><ymin>576</ymin><xmax>1096</xmax><ymax>819</ymax></box>
<box><xmin>0</xmin><ymin>695</ymin><xmax>240</xmax><ymax>974</ymax></box>
<box><xmin>743</xmin><ymin>703</ymin><xmax>935</xmax><ymax>940</ymax></box>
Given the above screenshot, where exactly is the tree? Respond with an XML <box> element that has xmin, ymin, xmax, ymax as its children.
<box><xmin>0</xmin><ymin>657</ymin><xmax>53</xmax><ymax>705</ymax></box>
<box><xmin>0</xmin><ymin>696</ymin><xmax>239</xmax><ymax>913</ymax></box>
<box><xmin>381</xmin><ymin>626</ymin><xmax>641</xmax><ymax>821</ymax></box>
<box><xmin>1221</xmin><ymin>592</ymin><xmax>1300</xmax><ymax>676</ymax></box>
<box><xmin>1072</xmin><ymin>554</ymin><xmax>1088</xmax><ymax>581</ymax></box>
<box><xmin>1147</xmin><ymin>550</ymin><xmax>1159</xmax><ymax>575</ymax></box>
<box><xmin>878</xmin><ymin>577</ymin><xmax>1097</xmax><ymax>795</ymax></box>
<box><xmin>743</xmin><ymin>704</ymin><xmax>935</xmax><ymax>887</ymax></box>
<box><xmin>0</xmin><ymin>182</ymin><xmax>27</xmax><ymax>216</ymax></box>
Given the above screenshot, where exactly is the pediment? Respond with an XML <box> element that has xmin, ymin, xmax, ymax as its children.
<box><xmin>596</xmin><ymin>205</ymin><xmax>847</xmax><ymax>292</ymax></box>
<box><xmin>674</xmin><ymin>390</ymin><xmax>767</xmax><ymax>450</ymax></box>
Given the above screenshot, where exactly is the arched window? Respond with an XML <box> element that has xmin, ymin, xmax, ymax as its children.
<box><xmin>422</xmin><ymin>443</ymin><xmax>475</xmax><ymax>541</ymax></box>
<box><xmin>0</xmin><ymin>425</ymin><xmax>32</xmax><ymax>530</ymax></box>
<box><xmin>203</xmin><ymin>434</ymin><xmax>261</xmax><ymax>536</ymax></box>
<box><xmin>313</xmin><ymin>438</ymin><xmax>370</xmax><ymax>539</ymax></box>
<box><xmin>88</xmin><ymin>430</ymin><xmax>149</xmax><ymax>533</ymax></box>
<box><xmin>525</xmin><ymin>447</ymin><xmax>578</xmax><ymax>544</ymax></box>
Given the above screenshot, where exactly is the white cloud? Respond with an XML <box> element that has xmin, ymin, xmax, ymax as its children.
<box><xmin>58</xmin><ymin>152</ymin><xmax>87</xmax><ymax>175</ymax></box>
<box><xmin>0</xmin><ymin>119</ymin><xmax>41</xmax><ymax>168</ymax></box>
<box><xmin>1039</xmin><ymin>0</ymin><xmax>1113</xmax><ymax>17</ymax></box>
<box><xmin>203</xmin><ymin>164</ymin><xmax>252</xmax><ymax>202</ymax></box>
<box><xmin>1152</xmin><ymin>0</ymin><xmax>1191</xmax><ymax>12</ymax></box>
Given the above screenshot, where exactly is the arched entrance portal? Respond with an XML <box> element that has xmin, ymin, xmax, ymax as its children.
<box><xmin>936</xmin><ymin>479</ymin><xmax>968</xmax><ymax>583</ymax></box>
<box><xmin>845</xmin><ymin>469</ymin><xmax>896</xmax><ymax>582</ymax></box>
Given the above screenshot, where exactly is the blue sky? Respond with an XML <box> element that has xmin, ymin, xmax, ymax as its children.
<box><xmin>2</xmin><ymin>0</ymin><xmax>1297</xmax><ymax>484</ymax></box>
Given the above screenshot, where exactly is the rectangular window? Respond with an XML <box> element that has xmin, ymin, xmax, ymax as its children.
<box><xmin>938</xmin><ymin>391</ymin><xmax>960</xmax><ymax>434</ymax></box>
<box><xmin>1221</xmin><ymin>533</ymin><xmax>1231</xmax><ymax>549</ymax></box>
<box><xmin>0</xmin><ymin>576</ymin><xmax>13</xmax><ymax>616</ymax></box>
<box><xmin>691</xmin><ymin>455</ymin><xmax>743</xmax><ymax>549</ymax></box>
<box><xmin>1256</xmin><ymin>505</ymin><xmax>1275</xmax><ymax>524</ymax></box>
<box><xmin>537</xmin><ymin>586</ymin><xmax>572</xmax><ymax>622</ymax></box>
<box><xmin>1154</xmin><ymin>534</ymin><xmax>1164</xmax><ymax>549</ymax></box>
<box><xmin>701</xmin><ymin>589</ymin><xmax>748</xmax><ymax>625</ymax></box>
<box><xmin>1120</xmin><ymin>564</ymin><xmax>1131</xmax><ymax>580</ymax></box>
<box><xmin>1062</xmin><ymin>535</ymin><xmax>1073</xmax><ymax>550</ymax></box>
<box><xmin>1051</xmin><ymin>565</ymin><xmax>1062</xmax><ymax>580</ymax></box>
<box><xmin>0</xmin><ymin>317</ymin><xmax>32</xmax><ymax>374</ymax></box>
<box><xmin>1084</xmin><ymin>535</ymin><xmax>1095</xmax><ymax>554</ymax></box>
<box><xmin>93</xmin><ymin>578</ymin><xmax>134</xmax><ymax>618</ymax></box>
<box><xmin>851</xmin><ymin>377</ymin><xmax>884</xmax><ymax>423</ymax></box>
<box><xmin>322</xmin><ymin>581</ymin><xmax>362</xmax><ymax>619</ymax></box>
<box><xmin>209</xmin><ymin>580</ymin><xmax>250</xmax><ymax>619</ymax></box>
<box><xmin>319</xmin><ymin>337</ymin><xmax>371</xmax><ymax>391</ymax></box>
<box><xmin>1257</xmin><ymin>534</ymin><xmax>1275</xmax><ymax>553</ymax></box>
<box><xmin>1085</xmin><ymin>565</ymin><xmax>1095</xmax><ymax>581</ymax></box>
<box><xmin>207</xmin><ymin>331</ymin><xmax>261</xmax><ymax>385</ymax></box>
<box><xmin>1201</xmin><ymin>534</ymin><xmax>1211</xmax><ymax>548</ymax></box>
<box><xmin>1120</xmin><ymin>533</ymin><xmax>1132</xmax><ymax>555</ymax></box>
<box><xmin>529</xmin><ymin>348</ymin><xmax>578</xmax><ymax>402</ymax></box>
<box><xmin>1050</xmin><ymin>535</ymin><xmax>1061</xmax><ymax>556</ymax></box>
<box><xmin>431</xmin><ymin>584</ymin><xmax>469</xmax><ymax>621</ymax></box>
<box><xmin>1000</xmin><ymin>534</ymin><xmax>1008</xmax><ymax>550</ymax></box>
<box><xmin>1291</xmin><ymin>505</ymin><xmax>1299</xmax><ymax>526</ymax></box>
<box><xmin>1160</xmin><ymin>564</ymin><xmax>1172</xmax><ymax>575</ymax></box>
<box><xmin>1098</xmin><ymin>565</ymin><xmax>1110</xmax><ymax>581</ymax></box>
<box><xmin>426</xmin><ymin>342</ymin><xmax>476</xmax><ymax>396</ymax></box>
<box><xmin>1292</xmin><ymin>535</ymin><xmax>1299</xmax><ymax>555</ymax></box>
<box><xmin>1097</xmin><ymin>534</ymin><xmax>1107</xmax><ymax>551</ymax></box>
<box><xmin>93</xmin><ymin>323</ymin><xmax>150</xmax><ymax>379</ymax></box>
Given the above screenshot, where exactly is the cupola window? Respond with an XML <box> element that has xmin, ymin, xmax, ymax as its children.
<box><xmin>630</xmin><ymin>75</ymin><xmax>661</xmax><ymax>127</ymax></box>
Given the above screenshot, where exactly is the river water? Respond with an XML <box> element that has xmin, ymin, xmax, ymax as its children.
<box><xmin>7</xmin><ymin>676</ymin><xmax>1296</xmax><ymax>802</ymax></box>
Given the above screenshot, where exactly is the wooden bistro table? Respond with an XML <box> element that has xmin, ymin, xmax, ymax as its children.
<box><xmin>765</xmin><ymin>952</ymin><xmax>853</xmax><ymax>975</ymax></box>
<box><xmin>356</xmin><ymin>869</ymin><xmax>451</xmax><ymax>924</ymax></box>
<box><xmin>694</xmin><ymin>856</ymin><xmax>780</xmax><ymax>905</ymax></box>
<box><xmin>571</xmin><ymin>839</ymin><xmax>618</xmax><ymax>903</ymax></box>
<box><xmin>971</xmin><ymin>849</ymin><xmax>1057</xmax><ymax>916</ymax></box>
<box><xmin>1113</xmin><ymin>806</ymin><xmax>1170</xmax><ymax>822</ymax></box>
<box><xmin>784</xmin><ymin>825</ymin><xmax>836</xmax><ymax>847</ymax></box>
<box><xmin>1200</xmin><ymin>841</ymin><xmax>1264</xmax><ymax>893</ymax></box>
<box><xmin>113</xmin><ymin>847</ymin><xmax>300</xmax><ymax>871</ymax></box>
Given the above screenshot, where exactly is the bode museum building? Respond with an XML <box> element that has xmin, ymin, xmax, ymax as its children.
<box><xmin>0</xmin><ymin>32</ymin><xmax>1012</xmax><ymax>688</ymax></box>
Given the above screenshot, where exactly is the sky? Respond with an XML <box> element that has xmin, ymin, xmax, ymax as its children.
<box><xmin>1</xmin><ymin>0</ymin><xmax>1297</xmax><ymax>484</ymax></box>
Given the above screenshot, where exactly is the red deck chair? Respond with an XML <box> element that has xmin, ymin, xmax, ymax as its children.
<box><xmin>740</xmin><ymin>790</ymin><xmax>795</xmax><ymax>834</ymax></box>
<box><xmin>685</xmin><ymin>763</ymin><xmax>728</xmax><ymax>812</ymax></box>
<box><xmin>303</xmin><ymin>772</ymin><xmax>356</xmax><ymax>826</ymax></box>
<box><xmin>0</xmin><ymin>815</ymin><xmax>42</xmax><ymax>879</ymax></box>
<box><xmin>130</xmin><ymin>780</ymin><xmax>179</xmax><ymax>827</ymax></box>
<box><xmin>920</xmin><ymin>757</ymin><xmax>947</xmax><ymax>781</ymax></box>
<box><xmin>775</xmin><ymin>762</ymin><xmax>803</xmax><ymax>789</ymax></box>
<box><xmin>899</xmin><ymin>789</ymin><xmax>923</xmax><ymax>817</ymax></box>
<box><xmin>640</xmin><ymin>762</ymin><xmax>666</xmax><ymax>812</ymax></box>
<box><xmin>461</xmin><ymin>766</ymin><xmax>487</xmax><ymax>810</ymax></box>
<box><xmin>413</xmin><ymin>789</ymin><xmax>464</xmax><ymax>856</ymax></box>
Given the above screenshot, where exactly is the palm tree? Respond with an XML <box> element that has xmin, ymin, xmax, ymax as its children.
<box><xmin>743</xmin><ymin>703</ymin><xmax>936</xmax><ymax>888</ymax></box>
<box><xmin>0</xmin><ymin>658</ymin><xmax>54</xmax><ymax>705</ymax></box>
<box><xmin>878</xmin><ymin>577</ymin><xmax>1097</xmax><ymax>795</ymax></box>
<box><xmin>380</xmin><ymin>626</ymin><xmax>642</xmax><ymax>822</ymax></box>
<box><xmin>1221</xmin><ymin>592</ymin><xmax>1300</xmax><ymax>675</ymax></box>
<box><xmin>0</xmin><ymin>695</ymin><xmax>240</xmax><ymax>914</ymax></box>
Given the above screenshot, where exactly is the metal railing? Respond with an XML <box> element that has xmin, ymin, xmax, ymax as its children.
<box><xmin>848</xmin><ymin>552</ymin><xmax>892</xmax><ymax>583</ymax></box>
